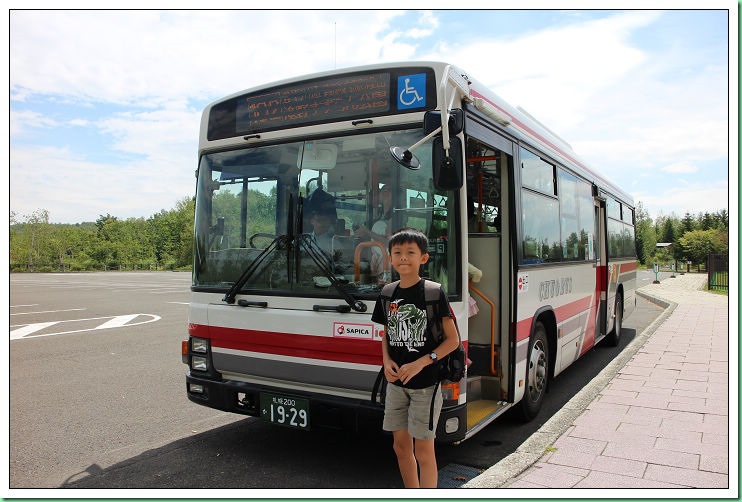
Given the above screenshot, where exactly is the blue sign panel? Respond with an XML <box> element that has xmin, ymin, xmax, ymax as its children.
<box><xmin>397</xmin><ymin>73</ymin><xmax>427</xmax><ymax>110</ymax></box>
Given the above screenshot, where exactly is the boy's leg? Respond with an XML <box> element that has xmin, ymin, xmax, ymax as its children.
<box><xmin>405</xmin><ymin>385</ymin><xmax>443</xmax><ymax>488</ymax></box>
<box><xmin>414</xmin><ymin>438</ymin><xmax>438</xmax><ymax>488</ymax></box>
<box><xmin>385</xmin><ymin>385</ymin><xmax>419</xmax><ymax>488</ymax></box>
<box><xmin>392</xmin><ymin>429</ymin><xmax>419</xmax><ymax>488</ymax></box>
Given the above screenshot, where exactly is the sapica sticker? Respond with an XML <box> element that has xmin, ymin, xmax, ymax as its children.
<box><xmin>333</xmin><ymin>322</ymin><xmax>374</xmax><ymax>340</ymax></box>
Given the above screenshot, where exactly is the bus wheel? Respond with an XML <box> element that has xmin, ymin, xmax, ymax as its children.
<box><xmin>520</xmin><ymin>321</ymin><xmax>549</xmax><ymax>421</ymax></box>
<box><xmin>605</xmin><ymin>293</ymin><xmax>623</xmax><ymax>347</ymax></box>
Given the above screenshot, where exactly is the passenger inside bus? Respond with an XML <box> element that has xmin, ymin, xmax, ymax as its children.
<box><xmin>308</xmin><ymin>209</ymin><xmax>335</xmax><ymax>256</ymax></box>
<box><xmin>304</xmin><ymin>187</ymin><xmax>338</xmax><ymax>257</ymax></box>
<box><xmin>354</xmin><ymin>184</ymin><xmax>393</xmax><ymax>277</ymax></box>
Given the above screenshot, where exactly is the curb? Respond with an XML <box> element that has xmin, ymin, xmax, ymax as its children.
<box><xmin>463</xmin><ymin>292</ymin><xmax>678</xmax><ymax>488</ymax></box>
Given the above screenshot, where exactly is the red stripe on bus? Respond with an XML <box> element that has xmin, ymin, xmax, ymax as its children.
<box><xmin>596</xmin><ymin>265</ymin><xmax>607</xmax><ymax>292</ymax></box>
<box><xmin>618</xmin><ymin>261</ymin><xmax>637</xmax><ymax>272</ymax></box>
<box><xmin>194</xmin><ymin>324</ymin><xmax>382</xmax><ymax>365</ymax></box>
<box><xmin>515</xmin><ymin>294</ymin><xmax>593</xmax><ymax>343</ymax></box>
<box><xmin>581</xmin><ymin>286</ymin><xmax>600</xmax><ymax>355</ymax></box>
<box><xmin>190</xmin><ymin>323</ymin><xmax>470</xmax><ymax>367</ymax></box>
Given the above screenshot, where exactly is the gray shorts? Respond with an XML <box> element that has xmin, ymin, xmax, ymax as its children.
<box><xmin>383</xmin><ymin>383</ymin><xmax>443</xmax><ymax>440</ymax></box>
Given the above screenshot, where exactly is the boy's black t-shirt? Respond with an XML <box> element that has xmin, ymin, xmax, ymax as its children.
<box><xmin>371</xmin><ymin>280</ymin><xmax>451</xmax><ymax>389</ymax></box>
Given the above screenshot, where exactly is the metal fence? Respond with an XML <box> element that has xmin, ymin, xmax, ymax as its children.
<box><xmin>707</xmin><ymin>253</ymin><xmax>729</xmax><ymax>291</ymax></box>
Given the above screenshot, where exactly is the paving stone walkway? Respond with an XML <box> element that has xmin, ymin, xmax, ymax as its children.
<box><xmin>465</xmin><ymin>272</ymin><xmax>732</xmax><ymax>492</ymax></box>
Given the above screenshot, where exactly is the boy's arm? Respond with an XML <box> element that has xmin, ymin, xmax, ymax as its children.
<box><xmin>396</xmin><ymin>315</ymin><xmax>460</xmax><ymax>385</ymax></box>
<box><xmin>378</xmin><ymin>326</ymin><xmax>400</xmax><ymax>383</ymax></box>
<box><xmin>372</xmin><ymin>295</ymin><xmax>399</xmax><ymax>383</ymax></box>
<box><xmin>436</xmin><ymin>316</ymin><xmax>461</xmax><ymax>358</ymax></box>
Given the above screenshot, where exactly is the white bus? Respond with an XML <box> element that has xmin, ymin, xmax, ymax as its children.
<box><xmin>182</xmin><ymin>62</ymin><xmax>637</xmax><ymax>443</ymax></box>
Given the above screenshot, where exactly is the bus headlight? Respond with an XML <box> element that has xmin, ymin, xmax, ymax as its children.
<box><xmin>189</xmin><ymin>383</ymin><xmax>205</xmax><ymax>394</ymax></box>
<box><xmin>191</xmin><ymin>356</ymin><xmax>208</xmax><ymax>371</ymax></box>
<box><xmin>445</xmin><ymin>417</ymin><xmax>460</xmax><ymax>434</ymax></box>
<box><xmin>191</xmin><ymin>337</ymin><xmax>209</xmax><ymax>354</ymax></box>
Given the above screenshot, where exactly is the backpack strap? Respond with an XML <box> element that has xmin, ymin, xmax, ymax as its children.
<box><xmin>421</xmin><ymin>279</ymin><xmax>444</xmax><ymax>342</ymax></box>
<box><xmin>428</xmin><ymin>381</ymin><xmax>440</xmax><ymax>431</ymax></box>
<box><xmin>371</xmin><ymin>366</ymin><xmax>387</xmax><ymax>407</ymax></box>
<box><xmin>380</xmin><ymin>280</ymin><xmax>400</xmax><ymax>298</ymax></box>
<box><xmin>379</xmin><ymin>280</ymin><xmax>400</xmax><ymax>324</ymax></box>
<box><xmin>371</xmin><ymin>281</ymin><xmax>399</xmax><ymax>407</ymax></box>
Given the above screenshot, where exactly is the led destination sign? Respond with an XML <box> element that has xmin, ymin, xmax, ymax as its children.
<box><xmin>241</xmin><ymin>73</ymin><xmax>390</xmax><ymax>132</ymax></box>
<box><xmin>207</xmin><ymin>67</ymin><xmax>436</xmax><ymax>141</ymax></box>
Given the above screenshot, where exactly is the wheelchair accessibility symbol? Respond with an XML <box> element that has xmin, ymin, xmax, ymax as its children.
<box><xmin>397</xmin><ymin>73</ymin><xmax>426</xmax><ymax>110</ymax></box>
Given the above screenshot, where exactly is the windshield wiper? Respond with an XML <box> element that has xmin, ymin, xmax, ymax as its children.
<box><xmin>298</xmin><ymin>234</ymin><xmax>367</xmax><ymax>313</ymax></box>
<box><xmin>222</xmin><ymin>234</ymin><xmax>291</xmax><ymax>304</ymax></box>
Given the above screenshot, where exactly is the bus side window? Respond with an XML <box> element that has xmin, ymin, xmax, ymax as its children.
<box><xmin>465</xmin><ymin>139</ymin><xmax>501</xmax><ymax>234</ymax></box>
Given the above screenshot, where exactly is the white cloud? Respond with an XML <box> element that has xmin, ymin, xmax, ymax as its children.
<box><xmin>661</xmin><ymin>162</ymin><xmax>699</xmax><ymax>174</ymax></box>
<box><xmin>9</xmin><ymin>10</ymin><xmax>421</xmax><ymax>223</ymax></box>
<box><xmin>10</xmin><ymin>109</ymin><xmax>59</xmax><ymax>136</ymax></box>
<box><xmin>425</xmin><ymin>11</ymin><xmax>662</xmax><ymax>130</ymax></box>
<box><xmin>633</xmin><ymin>181</ymin><xmax>729</xmax><ymax>218</ymax></box>
<box><xmin>9</xmin><ymin>10</ymin><xmax>411</xmax><ymax>106</ymax></box>
<box><xmin>10</xmin><ymin>144</ymin><xmax>194</xmax><ymax>223</ymax></box>
<box><xmin>8</xmin><ymin>9</ymin><xmax>732</xmax><ymax>224</ymax></box>
<box><xmin>421</xmin><ymin>10</ymin><xmax>729</xmax><ymax>221</ymax></box>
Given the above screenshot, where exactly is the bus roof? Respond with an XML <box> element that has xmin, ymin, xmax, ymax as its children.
<box><xmin>203</xmin><ymin>61</ymin><xmax>634</xmax><ymax>208</ymax></box>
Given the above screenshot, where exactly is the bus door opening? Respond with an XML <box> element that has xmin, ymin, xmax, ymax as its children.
<box><xmin>594</xmin><ymin>198</ymin><xmax>608</xmax><ymax>337</ymax></box>
<box><xmin>464</xmin><ymin>138</ymin><xmax>509</xmax><ymax>404</ymax></box>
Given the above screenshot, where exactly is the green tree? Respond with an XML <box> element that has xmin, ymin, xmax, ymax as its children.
<box><xmin>699</xmin><ymin>212</ymin><xmax>715</xmax><ymax>231</ymax></box>
<box><xmin>148</xmin><ymin>197</ymin><xmax>194</xmax><ymax>269</ymax></box>
<box><xmin>660</xmin><ymin>217</ymin><xmax>677</xmax><ymax>244</ymax></box>
<box><xmin>634</xmin><ymin>201</ymin><xmax>655</xmax><ymax>265</ymax></box>
<box><xmin>12</xmin><ymin>209</ymin><xmax>51</xmax><ymax>271</ymax></box>
<box><xmin>680</xmin><ymin>212</ymin><xmax>695</xmax><ymax>234</ymax></box>
<box><xmin>678</xmin><ymin>229</ymin><xmax>728</xmax><ymax>272</ymax></box>
<box><xmin>717</xmin><ymin>209</ymin><xmax>729</xmax><ymax>230</ymax></box>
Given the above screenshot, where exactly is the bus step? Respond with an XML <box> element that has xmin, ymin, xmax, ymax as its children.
<box><xmin>466</xmin><ymin>399</ymin><xmax>507</xmax><ymax>430</ymax></box>
<box><xmin>467</xmin><ymin>375</ymin><xmax>501</xmax><ymax>401</ymax></box>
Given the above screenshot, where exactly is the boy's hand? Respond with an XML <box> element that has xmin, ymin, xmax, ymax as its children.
<box><xmin>397</xmin><ymin>357</ymin><xmax>430</xmax><ymax>385</ymax></box>
<box><xmin>384</xmin><ymin>360</ymin><xmax>400</xmax><ymax>383</ymax></box>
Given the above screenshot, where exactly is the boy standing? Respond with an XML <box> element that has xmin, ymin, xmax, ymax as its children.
<box><xmin>371</xmin><ymin>228</ymin><xmax>460</xmax><ymax>488</ymax></box>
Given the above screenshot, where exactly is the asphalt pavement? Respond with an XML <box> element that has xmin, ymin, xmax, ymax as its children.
<box><xmin>464</xmin><ymin>273</ymin><xmax>733</xmax><ymax>493</ymax></box>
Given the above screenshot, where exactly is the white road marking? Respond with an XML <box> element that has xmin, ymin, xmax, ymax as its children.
<box><xmin>10</xmin><ymin>308</ymin><xmax>87</xmax><ymax>316</ymax></box>
<box><xmin>9</xmin><ymin>322</ymin><xmax>61</xmax><ymax>339</ymax></box>
<box><xmin>10</xmin><ymin>314</ymin><xmax>161</xmax><ymax>341</ymax></box>
<box><xmin>93</xmin><ymin>314</ymin><xmax>141</xmax><ymax>330</ymax></box>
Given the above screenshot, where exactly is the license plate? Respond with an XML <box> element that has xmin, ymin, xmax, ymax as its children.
<box><xmin>260</xmin><ymin>393</ymin><xmax>310</xmax><ymax>430</ymax></box>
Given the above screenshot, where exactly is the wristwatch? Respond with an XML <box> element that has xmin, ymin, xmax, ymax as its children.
<box><xmin>429</xmin><ymin>352</ymin><xmax>438</xmax><ymax>362</ymax></box>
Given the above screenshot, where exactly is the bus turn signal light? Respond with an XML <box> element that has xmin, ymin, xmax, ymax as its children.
<box><xmin>441</xmin><ymin>382</ymin><xmax>460</xmax><ymax>401</ymax></box>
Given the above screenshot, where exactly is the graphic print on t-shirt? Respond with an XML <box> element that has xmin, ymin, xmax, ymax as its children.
<box><xmin>387</xmin><ymin>299</ymin><xmax>427</xmax><ymax>353</ymax></box>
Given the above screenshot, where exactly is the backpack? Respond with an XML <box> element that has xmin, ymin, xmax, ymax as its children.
<box><xmin>379</xmin><ymin>279</ymin><xmax>466</xmax><ymax>383</ymax></box>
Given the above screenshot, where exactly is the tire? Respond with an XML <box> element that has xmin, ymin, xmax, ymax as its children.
<box><xmin>519</xmin><ymin>321</ymin><xmax>549</xmax><ymax>421</ymax></box>
<box><xmin>605</xmin><ymin>293</ymin><xmax>623</xmax><ymax>347</ymax></box>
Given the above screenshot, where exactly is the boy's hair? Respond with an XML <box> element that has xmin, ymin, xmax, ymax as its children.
<box><xmin>387</xmin><ymin>227</ymin><xmax>429</xmax><ymax>254</ymax></box>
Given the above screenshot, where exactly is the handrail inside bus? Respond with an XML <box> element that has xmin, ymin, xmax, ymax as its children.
<box><xmin>469</xmin><ymin>280</ymin><xmax>497</xmax><ymax>376</ymax></box>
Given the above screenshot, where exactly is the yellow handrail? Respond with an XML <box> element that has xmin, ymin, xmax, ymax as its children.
<box><xmin>469</xmin><ymin>281</ymin><xmax>497</xmax><ymax>375</ymax></box>
<box><xmin>354</xmin><ymin>241</ymin><xmax>389</xmax><ymax>282</ymax></box>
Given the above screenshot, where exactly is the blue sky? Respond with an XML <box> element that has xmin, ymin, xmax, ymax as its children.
<box><xmin>8</xmin><ymin>6</ymin><xmax>736</xmax><ymax>224</ymax></box>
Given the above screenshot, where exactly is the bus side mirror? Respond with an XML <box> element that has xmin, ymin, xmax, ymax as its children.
<box><xmin>433</xmin><ymin>135</ymin><xmax>463</xmax><ymax>190</ymax></box>
<box><xmin>424</xmin><ymin>109</ymin><xmax>465</xmax><ymax>135</ymax></box>
<box><xmin>389</xmin><ymin>108</ymin><xmax>465</xmax><ymax>173</ymax></box>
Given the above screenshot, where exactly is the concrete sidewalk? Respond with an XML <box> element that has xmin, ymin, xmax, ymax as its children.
<box><xmin>464</xmin><ymin>273</ymin><xmax>732</xmax><ymax>492</ymax></box>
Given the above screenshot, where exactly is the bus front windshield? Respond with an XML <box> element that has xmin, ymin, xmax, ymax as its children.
<box><xmin>193</xmin><ymin>129</ymin><xmax>460</xmax><ymax>300</ymax></box>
